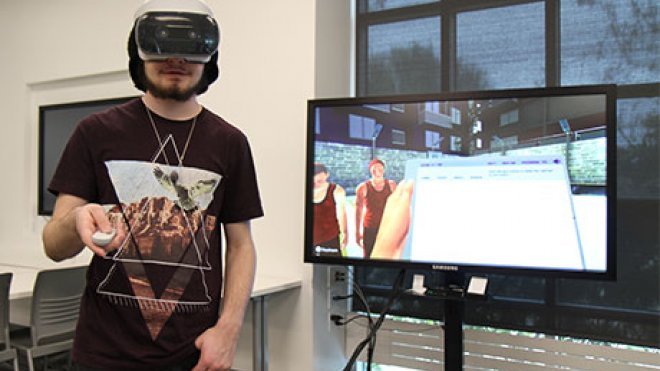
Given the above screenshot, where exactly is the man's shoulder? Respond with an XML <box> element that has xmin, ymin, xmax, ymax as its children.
<box><xmin>333</xmin><ymin>183</ymin><xmax>346</xmax><ymax>193</ymax></box>
<box><xmin>76</xmin><ymin>98</ymin><xmax>142</xmax><ymax>132</ymax></box>
<box><xmin>355</xmin><ymin>182</ymin><xmax>367</xmax><ymax>194</ymax></box>
<box><xmin>199</xmin><ymin>109</ymin><xmax>247</xmax><ymax>138</ymax></box>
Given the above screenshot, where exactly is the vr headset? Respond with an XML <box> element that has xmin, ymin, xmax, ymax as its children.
<box><xmin>134</xmin><ymin>0</ymin><xmax>219</xmax><ymax>63</ymax></box>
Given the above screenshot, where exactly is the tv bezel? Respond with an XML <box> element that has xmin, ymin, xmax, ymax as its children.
<box><xmin>38</xmin><ymin>96</ymin><xmax>137</xmax><ymax>216</ymax></box>
<box><xmin>304</xmin><ymin>84</ymin><xmax>617</xmax><ymax>280</ymax></box>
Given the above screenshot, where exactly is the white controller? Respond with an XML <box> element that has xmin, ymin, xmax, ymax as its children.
<box><xmin>92</xmin><ymin>229</ymin><xmax>116</xmax><ymax>247</ymax></box>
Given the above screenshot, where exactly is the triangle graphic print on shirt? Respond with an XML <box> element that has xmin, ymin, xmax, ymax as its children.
<box><xmin>98</xmin><ymin>158</ymin><xmax>221</xmax><ymax>341</ymax></box>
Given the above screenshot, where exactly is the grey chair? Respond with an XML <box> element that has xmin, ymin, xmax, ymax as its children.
<box><xmin>0</xmin><ymin>273</ymin><xmax>19</xmax><ymax>371</ymax></box>
<box><xmin>11</xmin><ymin>266</ymin><xmax>86</xmax><ymax>371</ymax></box>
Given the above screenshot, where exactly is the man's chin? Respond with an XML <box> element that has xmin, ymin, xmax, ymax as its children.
<box><xmin>145</xmin><ymin>78</ymin><xmax>201</xmax><ymax>102</ymax></box>
<box><xmin>150</xmin><ymin>87</ymin><xmax>196</xmax><ymax>102</ymax></box>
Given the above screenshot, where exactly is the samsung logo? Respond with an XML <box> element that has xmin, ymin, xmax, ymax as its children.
<box><xmin>432</xmin><ymin>265</ymin><xmax>458</xmax><ymax>271</ymax></box>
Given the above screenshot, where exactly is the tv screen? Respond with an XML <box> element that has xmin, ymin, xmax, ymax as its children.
<box><xmin>304</xmin><ymin>85</ymin><xmax>616</xmax><ymax>279</ymax></box>
<box><xmin>38</xmin><ymin>96</ymin><xmax>136</xmax><ymax>215</ymax></box>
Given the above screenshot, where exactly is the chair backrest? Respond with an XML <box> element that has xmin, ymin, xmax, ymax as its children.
<box><xmin>30</xmin><ymin>266</ymin><xmax>87</xmax><ymax>346</ymax></box>
<box><xmin>0</xmin><ymin>273</ymin><xmax>12</xmax><ymax>350</ymax></box>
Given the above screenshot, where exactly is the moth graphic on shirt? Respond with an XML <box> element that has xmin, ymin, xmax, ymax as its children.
<box><xmin>97</xmin><ymin>160</ymin><xmax>221</xmax><ymax>340</ymax></box>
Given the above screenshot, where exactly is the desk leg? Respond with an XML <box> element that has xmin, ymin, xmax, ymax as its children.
<box><xmin>252</xmin><ymin>296</ymin><xmax>268</xmax><ymax>371</ymax></box>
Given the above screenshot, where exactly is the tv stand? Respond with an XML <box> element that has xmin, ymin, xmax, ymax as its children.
<box><xmin>442</xmin><ymin>297</ymin><xmax>465</xmax><ymax>371</ymax></box>
<box><xmin>419</xmin><ymin>273</ymin><xmax>488</xmax><ymax>371</ymax></box>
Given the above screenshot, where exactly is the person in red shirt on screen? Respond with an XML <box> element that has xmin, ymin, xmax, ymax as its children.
<box><xmin>355</xmin><ymin>159</ymin><xmax>397</xmax><ymax>258</ymax></box>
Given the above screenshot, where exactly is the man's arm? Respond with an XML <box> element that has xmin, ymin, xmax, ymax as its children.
<box><xmin>194</xmin><ymin>221</ymin><xmax>256</xmax><ymax>371</ymax></box>
<box><xmin>333</xmin><ymin>185</ymin><xmax>348</xmax><ymax>251</ymax></box>
<box><xmin>43</xmin><ymin>194</ymin><xmax>122</xmax><ymax>261</ymax></box>
<box><xmin>388</xmin><ymin>179</ymin><xmax>397</xmax><ymax>193</ymax></box>
<box><xmin>354</xmin><ymin>183</ymin><xmax>366</xmax><ymax>249</ymax></box>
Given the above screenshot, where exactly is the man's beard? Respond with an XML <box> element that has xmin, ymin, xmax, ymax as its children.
<box><xmin>144</xmin><ymin>73</ymin><xmax>205</xmax><ymax>102</ymax></box>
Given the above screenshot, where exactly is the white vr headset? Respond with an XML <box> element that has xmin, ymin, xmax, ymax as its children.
<box><xmin>134</xmin><ymin>0</ymin><xmax>219</xmax><ymax>63</ymax></box>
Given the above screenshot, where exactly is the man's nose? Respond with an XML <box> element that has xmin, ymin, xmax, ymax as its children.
<box><xmin>165</xmin><ymin>57</ymin><xmax>187</xmax><ymax>65</ymax></box>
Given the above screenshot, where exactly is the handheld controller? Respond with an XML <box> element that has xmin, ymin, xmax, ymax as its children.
<box><xmin>92</xmin><ymin>229</ymin><xmax>116</xmax><ymax>247</ymax></box>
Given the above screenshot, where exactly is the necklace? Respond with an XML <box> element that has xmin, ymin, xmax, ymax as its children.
<box><xmin>145</xmin><ymin>106</ymin><xmax>198</xmax><ymax>167</ymax></box>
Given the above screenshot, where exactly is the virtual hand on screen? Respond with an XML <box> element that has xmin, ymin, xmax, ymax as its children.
<box><xmin>356</xmin><ymin>231</ymin><xmax>363</xmax><ymax>249</ymax></box>
<box><xmin>371</xmin><ymin>180</ymin><xmax>414</xmax><ymax>260</ymax></box>
<box><xmin>76</xmin><ymin>203</ymin><xmax>125</xmax><ymax>257</ymax></box>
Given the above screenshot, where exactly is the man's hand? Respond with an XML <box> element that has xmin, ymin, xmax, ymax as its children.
<box><xmin>192</xmin><ymin>323</ymin><xmax>239</xmax><ymax>371</ymax></box>
<box><xmin>371</xmin><ymin>180</ymin><xmax>414</xmax><ymax>259</ymax></box>
<box><xmin>44</xmin><ymin>194</ymin><xmax>124</xmax><ymax>261</ymax></box>
<box><xmin>75</xmin><ymin>203</ymin><xmax>125</xmax><ymax>257</ymax></box>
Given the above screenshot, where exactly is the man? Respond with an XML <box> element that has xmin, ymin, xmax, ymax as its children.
<box><xmin>355</xmin><ymin>159</ymin><xmax>397</xmax><ymax>258</ymax></box>
<box><xmin>41</xmin><ymin>1</ymin><xmax>263</xmax><ymax>370</ymax></box>
<box><xmin>312</xmin><ymin>163</ymin><xmax>347</xmax><ymax>256</ymax></box>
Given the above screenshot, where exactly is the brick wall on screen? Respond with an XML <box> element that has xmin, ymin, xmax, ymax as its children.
<box><xmin>314</xmin><ymin>138</ymin><xmax>605</xmax><ymax>196</ymax></box>
<box><xmin>506</xmin><ymin>138</ymin><xmax>606</xmax><ymax>185</ymax></box>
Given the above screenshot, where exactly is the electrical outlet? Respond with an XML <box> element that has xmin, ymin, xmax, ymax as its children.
<box><xmin>326</xmin><ymin>266</ymin><xmax>349</xmax><ymax>310</ymax></box>
<box><xmin>327</xmin><ymin>265</ymin><xmax>347</xmax><ymax>286</ymax></box>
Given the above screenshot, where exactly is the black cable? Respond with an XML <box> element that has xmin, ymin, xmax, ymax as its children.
<box><xmin>343</xmin><ymin>268</ymin><xmax>406</xmax><ymax>371</ymax></box>
<box><xmin>351</xmin><ymin>279</ymin><xmax>375</xmax><ymax>345</ymax></box>
<box><xmin>331</xmin><ymin>313</ymin><xmax>369</xmax><ymax>326</ymax></box>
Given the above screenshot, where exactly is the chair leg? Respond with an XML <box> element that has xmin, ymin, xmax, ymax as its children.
<box><xmin>26</xmin><ymin>349</ymin><xmax>34</xmax><ymax>371</ymax></box>
<box><xmin>66</xmin><ymin>351</ymin><xmax>73</xmax><ymax>370</ymax></box>
<box><xmin>12</xmin><ymin>357</ymin><xmax>19</xmax><ymax>371</ymax></box>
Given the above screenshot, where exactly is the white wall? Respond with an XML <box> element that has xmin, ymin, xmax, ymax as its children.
<box><xmin>0</xmin><ymin>1</ymin><xmax>352</xmax><ymax>370</ymax></box>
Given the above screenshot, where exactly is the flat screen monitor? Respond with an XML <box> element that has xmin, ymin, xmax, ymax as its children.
<box><xmin>304</xmin><ymin>85</ymin><xmax>616</xmax><ymax>280</ymax></box>
<box><xmin>38</xmin><ymin>96</ymin><xmax>136</xmax><ymax>216</ymax></box>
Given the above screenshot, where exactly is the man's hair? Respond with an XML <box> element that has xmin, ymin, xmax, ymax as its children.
<box><xmin>127</xmin><ymin>26</ymin><xmax>219</xmax><ymax>95</ymax></box>
<box><xmin>314</xmin><ymin>163</ymin><xmax>328</xmax><ymax>175</ymax></box>
<box><xmin>368</xmin><ymin>158</ymin><xmax>385</xmax><ymax>171</ymax></box>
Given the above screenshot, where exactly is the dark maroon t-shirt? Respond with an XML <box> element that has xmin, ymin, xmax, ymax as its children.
<box><xmin>49</xmin><ymin>98</ymin><xmax>263</xmax><ymax>370</ymax></box>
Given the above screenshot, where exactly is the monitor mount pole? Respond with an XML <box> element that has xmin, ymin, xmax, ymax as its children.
<box><xmin>424</xmin><ymin>272</ymin><xmax>466</xmax><ymax>370</ymax></box>
<box><xmin>443</xmin><ymin>272</ymin><xmax>465</xmax><ymax>371</ymax></box>
<box><xmin>443</xmin><ymin>293</ymin><xmax>465</xmax><ymax>370</ymax></box>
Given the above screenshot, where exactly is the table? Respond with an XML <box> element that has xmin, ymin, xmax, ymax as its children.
<box><xmin>251</xmin><ymin>274</ymin><xmax>302</xmax><ymax>371</ymax></box>
<box><xmin>1</xmin><ymin>264</ymin><xmax>301</xmax><ymax>371</ymax></box>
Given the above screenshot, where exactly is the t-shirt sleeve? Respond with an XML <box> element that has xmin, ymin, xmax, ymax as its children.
<box><xmin>219</xmin><ymin>132</ymin><xmax>264</xmax><ymax>223</ymax></box>
<box><xmin>48</xmin><ymin>116</ymin><xmax>98</xmax><ymax>202</ymax></box>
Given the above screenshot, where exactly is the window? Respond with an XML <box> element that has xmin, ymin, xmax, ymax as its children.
<box><xmin>499</xmin><ymin>109</ymin><xmax>519</xmax><ymax>126</ymax></box>
<box><xmin>364</xmin><ymin>103</ymin><xmax>393</xmax><ymax>113</ymax></box>
<box><xmin>362</xmin><ymin>16</ymin><xmax>441</xmax><ymax>95</ymax></box>
<box><xmin>456</xmin><ymin>2</ymin><xmax>545</xmax><ymax>90</ymax></box>
<box><xmin>472</xmin><ymin>119</ymin><xmax>482</xmax><ymax>134</ymax></box>
<box><xmin>560</xmin><ymin>0</ymin><xmax>658</xmax><ymax>86</ymax></box>
<box><xmin>425</xmin><ymin>130</ymin><xmax>441</xmax><ymax>149</ymax></box>
<box><xmin>349</xmin><ymin>114</ymin><xmax>378</xmax><ymax>140</ymax></box>
<box><xmin>450</xmin><ymin>135</ymin><xmax>461</xmax><ymax>152</ymax></box>
<box><xmin>424</xmin><ymin>101</ymin><xmax>440</xmax><ymax>114</ymax></box>
<box><xmin>451</xmin><ymin>107</ymin><xmax>461</xmax><ymax>125</ymax></box>
<box><xmin>355</xmin><ymin>0</ymin><xmax>659</xmax><ymax>350</ymax></box>
<box><xmin>363</xmin><ymin>0</ymin><xmax>438</xmax><ymax>13</ymax></box>
<box><xmin>392</xmin><ymin>129</ymin><xmax>406</xmax><ymax>146</ymax></box>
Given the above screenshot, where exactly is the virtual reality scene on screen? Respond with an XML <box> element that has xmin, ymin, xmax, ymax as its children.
<box><xmin>307</xmin><ymin>89</ymin><xmax>611</xmax><ymax>274</ymax></box>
